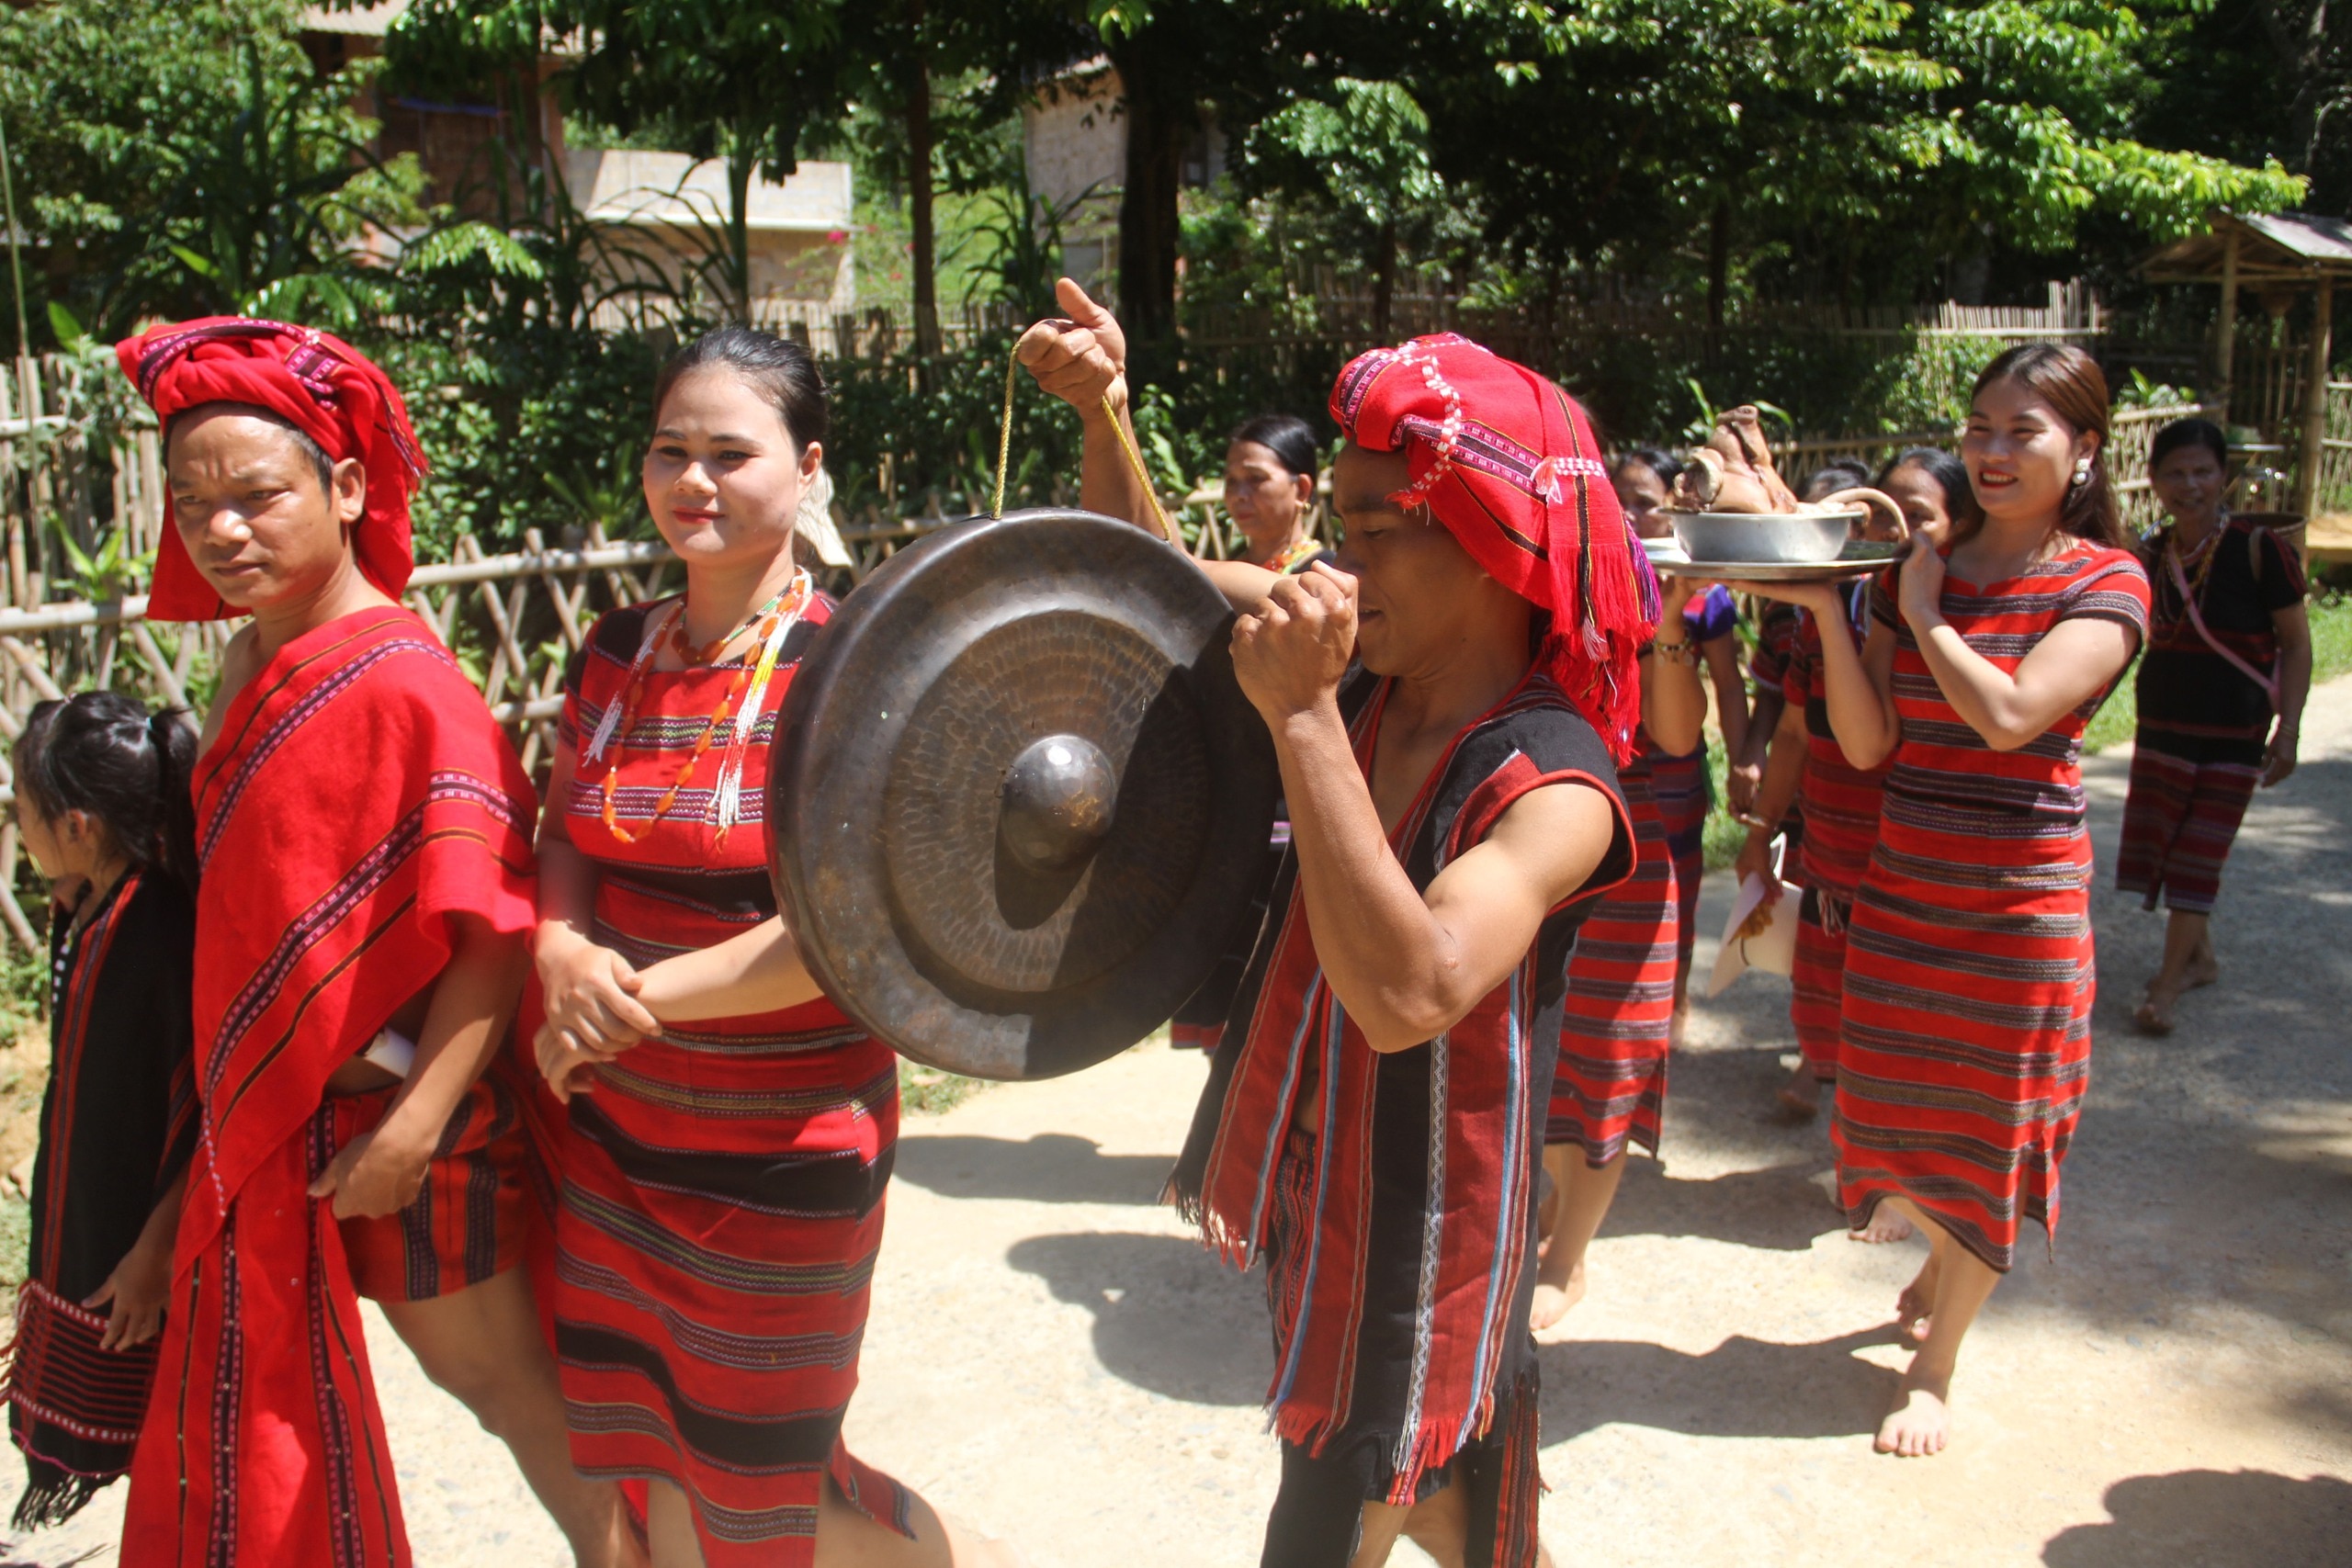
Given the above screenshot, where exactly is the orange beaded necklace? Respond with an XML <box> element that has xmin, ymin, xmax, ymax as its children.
<box><xmin>591</xmin><ymin>571</ymin><xmax>813</xmax><ymax>846</ymax></box>
<box><xmin>1265</xmin><ymin>536</ymin><xmax>1322</xmax><ymax>575</ymax></box>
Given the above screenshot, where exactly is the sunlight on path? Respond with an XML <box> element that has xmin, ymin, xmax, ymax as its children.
<box><xmin>6</xmin><ymin>676</ymin><xmax>2351</xmax><ymax>1566</ymax></box>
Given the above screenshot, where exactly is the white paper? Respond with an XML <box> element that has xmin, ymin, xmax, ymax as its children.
<box><xmin>1707</xmin><ymin>838</ymin><xmax>1801</xmax><ymax>997</ymax></box>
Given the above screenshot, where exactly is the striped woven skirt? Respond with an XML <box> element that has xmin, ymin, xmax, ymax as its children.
<box><xmin>1789</xmin><ymin>887</ymin><xmax>1849</xmax><ymax>1082</ymax></box>
<box><xmin>334</xmin><ymin>1066</ymin><xmax>531</xmax><ymax>1303</ymax></box>
<box><xmin>1646</xmin><ymin>744</ymin><xmax>1711</xmax><ymax>982</ymax></box>
<box><xmin>553</xmin><ymin>1037</ymin><xmax>912</xmax><ymax>1564</ymax></box>
<box><xmin>1834</xmin><ymin>795</ymin><xmax>2095</xmax><ymax>1272</ymax></box>
<box><xmin>1550</xmin><ymin>761</ymin><xmax>1675</xmax><ymax>1164</ymax></box>
<box><xmin>2114</xmin><ymin>730</ymin><xmax>2262</xmax><ymax>917</ymax></box>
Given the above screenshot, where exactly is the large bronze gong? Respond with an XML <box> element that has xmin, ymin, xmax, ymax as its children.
<box><xmin>767</xmin><ymin>508</ymin><xmax>1278</xmax><ymax>1080</ymax></box>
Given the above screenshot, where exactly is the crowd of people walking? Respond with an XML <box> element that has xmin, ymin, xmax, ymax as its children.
<box><xmin>0</xmin><ymin>277</ymin><xmax>2310</xmax><ymax>1568</ymax></box>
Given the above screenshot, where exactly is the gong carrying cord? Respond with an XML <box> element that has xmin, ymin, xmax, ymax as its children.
<box><xmin>992</xmin><ymin>349</ymin><xmax>1182</xmax><ymax>549</ymax></box>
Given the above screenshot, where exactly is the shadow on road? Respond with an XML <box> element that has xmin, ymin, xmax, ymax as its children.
<box><xmin>1538</xmin><ymin>1325</ymin><xmax>1899</xmax><ymax>1443</ymax></box>
<box><xmin>2041</xmin><ymin>1470</ymin><xmax>2352</xmax><ymax>1566</ymax></box>
<box><xmin>1003</xmin><ymin>1221</ymin><xmax>1909</xmax><ymax>1440</ymax></box>
<box><xmin>1006</xmin><ymin>1231</ymin><xmax>1271</xmax><ymax>1405</ymax></box>
<box><xmin>1603</xmin><ymin>1156</ymin><xmax>1843</xmax><ymax>1253</ymax></box>
<box><xmin>895</xmin><ymin>1134</ymin><xmax>1172</xmax><ymax>1204</ymax></box>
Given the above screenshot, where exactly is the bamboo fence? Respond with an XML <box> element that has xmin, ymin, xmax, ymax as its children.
<box><xmin>0</xmin><ymin>333</ymin><xmax>2329</xmax><ymax>957</ymax></box>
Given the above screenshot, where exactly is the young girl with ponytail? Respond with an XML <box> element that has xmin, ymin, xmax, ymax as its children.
<box><xmin>2</xmin><ymin>693</ymin><xmax>198</xmax><ymax>1528</ymax></box>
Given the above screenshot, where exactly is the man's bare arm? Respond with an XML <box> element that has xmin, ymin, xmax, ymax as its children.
<box><xmin>1017</xmin><ymin>277</ymin><xmax>1278</xmax><ymax>614</ymax></box>
<box><xmin>1280</xmin><ymin>704</ymin><xmax>1616</xmax><ymax>1051</ymax></box>
<box><xmin>1246</xmin><ymin>570</ymin><xmax>1619</xmax><ymax>1050</ymax></box>
<box><xmin>310</xmin><ymin>912</ymin><xmax>526</xmax><ymax>1219</ymax></box>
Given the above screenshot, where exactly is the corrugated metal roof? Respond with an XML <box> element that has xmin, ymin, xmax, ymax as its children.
<box><xmin>2239</xmin><ymin>210</ymin><xmax>2352</xmax><ymax>266</ymax></box>
<box><xmin>300</xmin><ymin>3</ymin><xmax>409</xmax><ymax>36</ymax></box>
<box><xmin>2141</xmin><ymin>209</ymin><xmax>2352</xmax><ymax>283</ymax></box>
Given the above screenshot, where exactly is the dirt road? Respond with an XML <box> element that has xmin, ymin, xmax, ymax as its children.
<box><xmin>8</xmin><ymin>678</ymin><xmax>2350</xmax><ymax>1565</ymax></box>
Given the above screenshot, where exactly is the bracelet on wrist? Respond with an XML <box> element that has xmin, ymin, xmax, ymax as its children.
<box><xmin>1651</xmin><ymin>637</ymin><xmax>1699</xmax><ymax>668</ymax></box>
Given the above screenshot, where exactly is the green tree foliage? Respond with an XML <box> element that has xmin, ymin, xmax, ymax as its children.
<box><xmin>0</xmin><ymin>0</ymin><xmax>418</xmax><ymax>349</ymax></box>
<box><xmin>827</xmin><ymin>3</ymin><xmax>1094</xmax><ymax>343</ymax></box>
<box><xmin>1406</xmin><ymin>0</ymin><xmax>2306</xmax><ymax>310</ymax></box>
<box><xmin>1245</xmin><ymin>79</ymin><xmax>1453</xmax><ymax>334</ymax></box>
<box><xmin>1086</xmin><ymin>0</ymin><xmax>1348</xmax><ymax>360</ymax></box>
<box><xmin>394</xmin><ymin>0</ymin><xmax>860</xmax><ymax>320</ymax></box>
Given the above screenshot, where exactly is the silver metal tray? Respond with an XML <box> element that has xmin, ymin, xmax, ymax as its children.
<box><xmin>1653</xmin><ymin>540</ymin><xmax>1902</xmax><ymax>582</ymax></box>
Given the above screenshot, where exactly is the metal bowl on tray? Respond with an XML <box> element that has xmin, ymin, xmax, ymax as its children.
<box><xmin>1670</xmin><ymin>510</ymin><xmax>1861</xmax><ymax>565</ymax></box>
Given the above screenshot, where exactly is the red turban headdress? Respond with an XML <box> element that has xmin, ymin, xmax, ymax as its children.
<box><xmin>1329</xmin><ymin>333</ymin><xmax>1660</xmax><ymax>761</ymax></box>
<box><xmin>117</xmin><ymin>318</ymin><xmax>426</xmax><ymax>621</ymax></box>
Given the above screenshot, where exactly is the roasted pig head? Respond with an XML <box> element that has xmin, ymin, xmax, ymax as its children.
<box><xmin>1670</xmin><ymin>405</ymin><xmax>1804</xmax><ymax>514</ymax></box>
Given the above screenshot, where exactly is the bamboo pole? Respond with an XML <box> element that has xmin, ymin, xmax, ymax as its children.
<box><xmin>2297</xmin><ymin>276</ymin><xmax>2335</xmax><ymax>521</ymax></box>
<box><xmin>2215</xmin><ymin>227</ymin><xmax>2240</xmax><ymax>425</ymax></box>
<box><xmin>0</xmin><ymin>825</ymin><xmax>39</xmax><ymax>954</ymax></box>
<box><xmin>127</xmin><ymin>620</ymin><xmax>192</xmax><ymax>712</ymax></box>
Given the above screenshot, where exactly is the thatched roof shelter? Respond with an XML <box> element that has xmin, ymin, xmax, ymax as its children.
<box><xmin>2140</xmin><ymin>210</ymin><xmax>2352</xmax><ymax>519</ymax></box>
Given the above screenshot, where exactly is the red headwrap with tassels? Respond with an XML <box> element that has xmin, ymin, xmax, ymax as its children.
<box><xmin>117</xmin><ymin>318</ymin><xmax>425</xmax><ymax>622</ymax></box>
<box><xmin>1329</xmin><ymin>333</ymin><xmax>1659</xmax><ymax>762</ymax></box>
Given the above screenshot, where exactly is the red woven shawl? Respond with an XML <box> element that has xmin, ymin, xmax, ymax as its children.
<box><xmin>120</xmin><ymin>607</ymin><xmax>536</xmax><ymax>1568</ymax></box>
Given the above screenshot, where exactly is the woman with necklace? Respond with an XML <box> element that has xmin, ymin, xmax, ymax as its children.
<box><xmin>1752</xmin><ymin>343</ymin><xmax>2149</xmax><ymax>1459</ymax></box>
<box><xmin>1220</xmin><ymin>412</ymin><xmax>1327</xmax><ymax>573</ymax></box>
<box><xmin>531</xmin><ymin>328</ymin><xmax>1016</xmax><ymax>1567</ymax></box>
<box><xmin>2115</xmin><ymin>417</ymin><xmax>2311</xmax><ymax>1035</ymax></box>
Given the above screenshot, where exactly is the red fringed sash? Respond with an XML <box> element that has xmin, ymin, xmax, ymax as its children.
<box><xmin>120</xmin><ymin>607</ymin><xmax>537</xmax><ymax>1568</ymax></box>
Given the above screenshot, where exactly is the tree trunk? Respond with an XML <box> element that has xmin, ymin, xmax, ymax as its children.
<box><xmin>1371</xmin><ymin>216</ymin><xmax>1397</xmax><ymax>342</ymax></box>
<box><xmin>726</xmin><ymin>141</ymin><xmax>755</xmax><ymax>323</ymax></box>
<box><xmin>905</xmin><ymin>0</ymin><xmax>938</xmax><ymax>354</ymax></box>
<box><xmin>1114</xmin><ymin>51</ymin><xmax>1187</xmax><ymax>366</ymax></box>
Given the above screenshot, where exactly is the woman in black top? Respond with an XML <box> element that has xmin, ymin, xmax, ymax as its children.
<box><xmin>2116</xmin><ymin>418</ymin><xmax>2312</xmax><ymax>1034</ymax></box>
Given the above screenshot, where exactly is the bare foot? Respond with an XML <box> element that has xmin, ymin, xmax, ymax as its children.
<box><xmin>2133</xmin><ymin>983</ymin><xmax>2177</xmax><ymax>1036</ymax></box>
<box><xmin>1850</xmin><ymin>1205</ymin><xmax>1915</xmax><ymax>1245</ymax></box>
<box><xmin>1894</xmin><ymin>1254</ymin><xmax>1939</xmax><ymax>1344</ymax></box>
<box><xmin>1668</xmin><ymin>1002</ymin><xmax>1690</xmax><ymax>1049</ymax></box>
<box><xmin>1874</xmin><ymin>1379</ymin><xmax>1954</xmax><ymax>1457</ymax></box>
<box><xmin>1530</xmin><ymin>1262</ymin><xmax>1588</xmax><ymax>1332</ymax></box>
<box><xmin>2183</xmin><ymin>953</ymin><xmax>2220</xmax><ymax>991</ymax></box>
<box><xmin>1777</xmin><ymin>1063</ymin><xmax>1823</xmax><ymax>1119</ymax></box>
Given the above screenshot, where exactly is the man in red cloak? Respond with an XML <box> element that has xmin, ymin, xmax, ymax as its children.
<box><xmin>115</xmin><ymin>320</ymin><xmax>639</xmax><ymax>1567</ymax></box>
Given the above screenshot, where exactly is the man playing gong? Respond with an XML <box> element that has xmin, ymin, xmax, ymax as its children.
<box><xmin>1020</xmin><ymin>282</ymin><xmax>1662</xmax><ymax>1567</ymax></box>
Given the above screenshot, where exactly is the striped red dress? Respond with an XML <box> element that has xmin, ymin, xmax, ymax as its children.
<box><xmin>1835</xmin><ymin>543</ymin><xmax>2149</xmax><ymax>1269</ymax></box>
<box><xmin>1549</xmin><ymin>735</ymin><xmax>1675</xmax><ymax>1163</ymax></box>
<box><xmin>553</xmin><ymin>596</ymin><xmax>911</xmax><ymax>1564</ymax></box>
<box><xmin>1781</xmin><ymin>583</ymin><xmax>1891</xmax><ymax>1083</ymax></box>
<box><xmin>2115</xmin><ymin>516</ymin><xmax>2303</xmax><ymax>914</ymax></box>
<box><xmin>1649</xmin><ymin>584</ymin><xmax>1736</xmax><ymax>981</ymax></box>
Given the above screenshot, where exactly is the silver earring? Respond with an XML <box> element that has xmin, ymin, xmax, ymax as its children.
<box><xmin>2071</xmin><ymin>458</ymin><xmax>2091</xmax><ymax>488</ymax></box>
